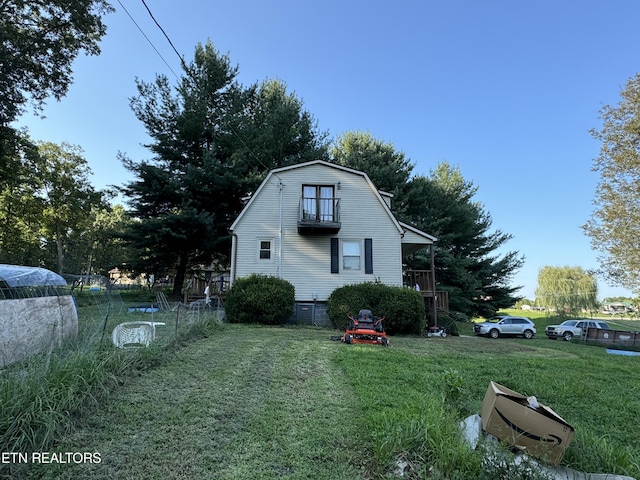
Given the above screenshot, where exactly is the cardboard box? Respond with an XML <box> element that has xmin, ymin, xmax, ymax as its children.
<box><xmin>480</xmin><ymin>381</ymin><xmax>575</xmax><ymax>465</ymax></box>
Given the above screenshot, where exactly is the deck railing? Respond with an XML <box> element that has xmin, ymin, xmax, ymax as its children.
<box><xmin>403</xmin><ymin>269</ymin><xmax>449</xmax><ymax>315</ymax></box>
<box><xmin>403</xmin><ymin>269</ymin><xmax>435</xmax><ymax>295</ymax></box>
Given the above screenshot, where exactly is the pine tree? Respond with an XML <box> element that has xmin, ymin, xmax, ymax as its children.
<box><xmin>121</xmin><ymin>42</ymin><xmax>327</xmax><ymax>295</ymax></box>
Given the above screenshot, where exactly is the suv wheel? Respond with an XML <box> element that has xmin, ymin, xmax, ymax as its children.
<box><xmin>523</xmin><ymin>329</ymin><xmax>533</xmax><ymax>339</ymax></box>
<box><xmin>489</xmin><ymin>329</ymin><xmax>500</xmax><ymax>339</ymax></box>
<box><xmin>562</xmin><ymin>331</ymin><xmax>573</xmax><ymax>341</ymax></box>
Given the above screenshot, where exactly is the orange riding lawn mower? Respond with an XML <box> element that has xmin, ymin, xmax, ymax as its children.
<box><xmin>331</xmin><ymin>309</ymin><xmax>390</xmax><ymax>346</ymax></box>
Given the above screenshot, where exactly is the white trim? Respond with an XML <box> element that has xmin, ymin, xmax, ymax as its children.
<box><xmin>341</xmin><ymin>239</ymin><xmax>362</xmax><ymax>272</ymax></box>
<box><xmin>399</xmin><ymin>221</ymin><xmax>438</xmax><ymax>243</ymax></box>
<box><xmin>257</xmin><ymin>238</ymin><xmax>275</xmax><ymax>262</ymax></box>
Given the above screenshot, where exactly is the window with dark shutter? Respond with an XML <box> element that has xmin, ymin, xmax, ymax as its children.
<box><xmin>342</xmin><ymin>241</ymin><xmax>361</xmax><ymax>270</ymax></box>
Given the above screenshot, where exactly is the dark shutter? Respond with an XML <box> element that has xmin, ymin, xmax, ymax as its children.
<box><xmin>331</xmin><ymin>238</ymin><xmax>339</xmax><ymax>273</ymax></box>
<box><xmin>365</xmin><ymin>238</ymin><xmax>373</xmax><ymax>274</ymax></box>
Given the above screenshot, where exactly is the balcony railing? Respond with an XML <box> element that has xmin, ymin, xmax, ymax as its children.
<box><xmin>298</xmin><ymin>197</ymin><xmax>341</xmax><ymax>234</ymax></box>
<box><xmin>403</xmin><ymin>269</ymin><xmax>435</xmax><ymax>295</ymax></box>
<box><xmin>403</xmin><ymin>269</ymin><xmax>449</xmax><ymax>314</ymax></box>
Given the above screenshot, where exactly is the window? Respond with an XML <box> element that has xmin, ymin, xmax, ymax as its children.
<box><xmin>342</xmin><ymin>241</ymin><xmax>361</xmax><ymax>270</ymax></box>
<box><xmin>331</xmin><ymin>238</ymin><xmax>373</xmax><ymax>274</ymax></box>
<box><xmin>302</xmin><ymin>185</ymin><xmax>335</xmax><ymax>222</ymax></box>
<box><xmin>258</xmin><ymin>239</ymin><xmax>272</xmax><ymax>260</ymax></box>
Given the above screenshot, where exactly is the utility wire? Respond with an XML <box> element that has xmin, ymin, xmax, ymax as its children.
<box><xmin>128</xmin><ymin>0</ymin><xmax>284</xmax><ymax>180</ymax></box>
<box><xmin>140</xmin><ymin>0</ymin><xmax>188</xmax><ymax>72</ymax></box>
<box><xmin>116</xmin><ymin>0</ymin><xmax>180</xmax><ymax>80</ymax></box>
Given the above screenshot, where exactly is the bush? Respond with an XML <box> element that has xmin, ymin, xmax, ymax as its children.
<box><xmin>225</xmin><ymin>274</ymin><xmax>295</xmax><ymax>325</ymax></box>
<box><xmin>327</xmin><ymin>282</ymin><xmax>425</xmax><ymax>335</ymax></box>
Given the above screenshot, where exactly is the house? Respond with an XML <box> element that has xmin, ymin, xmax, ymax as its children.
<box><xmin>229</xmin><ymin>160</ymin><xmax>440</xmax><ymax>325</ymax></box>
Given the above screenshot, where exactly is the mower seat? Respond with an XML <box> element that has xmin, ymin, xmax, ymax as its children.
<box><xmin>353</xmin><ymin>309</ymin><xmax>384</xmax><ymax>332</ymax></box>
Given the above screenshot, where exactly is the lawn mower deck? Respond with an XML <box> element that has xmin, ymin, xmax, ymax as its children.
<box><xmin>342</xmin><ymin>309</ymin><xmax>389</xmax><ymax>346</ymax></box>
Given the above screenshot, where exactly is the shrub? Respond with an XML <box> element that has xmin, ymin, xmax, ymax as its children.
<box><xmin>225</xmin><ymin>274</ymin><xmax>295</xmax><ymax>325</ymax></box>
<box><xmin>327</xmin><ymin>282</ymin><xmax>425</xmax><ymax>334</ymax></box>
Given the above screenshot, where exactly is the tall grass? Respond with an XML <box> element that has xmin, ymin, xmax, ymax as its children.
<box><xmin>0</xmin><ymin>292</ymin><xmax>223</xmax><ymax>479</ymax></box>
<box><xmin>0</xmin><ymin>348</ymin><xmax>138</xmax><ymax>455</ymax></box>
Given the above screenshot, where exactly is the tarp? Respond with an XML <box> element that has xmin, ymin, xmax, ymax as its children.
<box><xmin>0</xmin><ymin>264</ymin><xmax>67</xmax><ymax>287</ymax></box>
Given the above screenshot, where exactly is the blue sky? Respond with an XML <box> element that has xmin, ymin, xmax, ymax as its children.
<box><xmin>16</xmin><ymin>0</ymin><xmax>640</xmax><ymax>300</ymax></box>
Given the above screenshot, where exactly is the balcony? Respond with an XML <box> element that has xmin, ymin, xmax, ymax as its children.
<box><xmin>298</xmin><ymin>197</ymin><xmax>341</xmax><ymax>234</ymax></box>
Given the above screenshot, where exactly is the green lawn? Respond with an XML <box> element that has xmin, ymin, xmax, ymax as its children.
<box><xmin>13</xmin><ymin>319</ymin><xmax>640</xmax><ymax>480</ymax></box>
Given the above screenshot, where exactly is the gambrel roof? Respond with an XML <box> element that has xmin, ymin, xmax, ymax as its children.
<box><xmin>230</xmin><ymin>160</ymin><xmax>437</xmax><ymax>247</ymax></box>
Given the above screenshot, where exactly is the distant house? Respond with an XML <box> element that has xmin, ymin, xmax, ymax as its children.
<box><xmin>229</xmin><ymin>160</ymin><xmax>440</xmax><ymax>325</ymax></box>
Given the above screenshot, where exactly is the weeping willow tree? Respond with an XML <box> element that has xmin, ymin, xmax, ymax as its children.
<box><xmin>535</xmin><ymin>266</ymin><xmax>598</xmax><ymax>316</ymax></box>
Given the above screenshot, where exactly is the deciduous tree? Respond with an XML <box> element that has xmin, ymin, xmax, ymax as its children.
<box><xmin>1</xmin><ymin>0</ymin><xmax>112</xmax><ymax>267</ymax></box>
<box><xmin>0</xmin><ymin>0</ymin><xmax>113</xmax><ymax>124</ymax></box>
<box><xmin>0</xmin><ymin>139</ymin><xmax>108</xmax><ymax>273</ymax></box>
<box><xmin>0</xmin><ymin>129</ymin><xmax>43</xmax><ymax>265</ymax></box>
<box><xmin>583</xmin><ymin>74</ymin><xmax>640</xmax><ymax>293</ymax></box>
<box><xmin>36</xmin><ymin>141</ymin><xmax>105</xmax><ymax>274</ymax></box>
<box><xmin>84</xmin><ymin>204</ymin><xmax>133</xmax><ymax>277</ymax></box>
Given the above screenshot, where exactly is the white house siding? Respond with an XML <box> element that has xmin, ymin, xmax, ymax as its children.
<box><xmin>232</xmin><ymin>162</ymin><xmax>404</xmax><ymax>302</ymax></box>
<box><xmin>402</xmin><ymin>228</ymin><xmax>432</xmax><ymax>245</ymax></box>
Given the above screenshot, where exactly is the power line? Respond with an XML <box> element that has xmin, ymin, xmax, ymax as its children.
<box><xmin>140</xmin><ymin>0</ymin><xmax>188</xmax><ymax>71</ymax></box>
<box><xmin>125</xmin><ymin>1</ymin><xmax>284</xmax><ymax>178</ymax></box>
<box><xmin>116</xmin><ymin>0</ymin><xmax>180</xmax><ymax>80</ymax></box>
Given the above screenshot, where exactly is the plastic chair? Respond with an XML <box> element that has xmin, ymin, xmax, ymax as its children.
<box><xmin>112</xmin><ymin>321</ymin><xmax>165</xmax><ymax>348</ymax></box>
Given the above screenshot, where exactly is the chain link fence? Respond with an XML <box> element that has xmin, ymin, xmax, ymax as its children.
<box><xmin>78</xmin><ymin>286</ymin><xmax>225</xmax><ymax>350</ymax></box>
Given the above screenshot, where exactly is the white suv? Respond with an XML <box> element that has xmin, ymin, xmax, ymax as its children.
<box><xmin>545</xmin><ymin>319</ymin><xmax>611</xmax><ymax>341</ymax></box>
<box><xmin>473</xmin><ymin>316</ymin><xmax>536</xmax><ymax>339</ymax></box>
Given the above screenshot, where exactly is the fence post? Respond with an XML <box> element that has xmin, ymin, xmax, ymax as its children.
<box><xmin>175</xmin><ymin>305</ymin><xmax>180</xmax><ymax>338</ymax></box>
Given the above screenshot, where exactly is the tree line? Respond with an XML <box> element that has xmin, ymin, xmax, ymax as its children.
<box><xmin>1</xmin><ymin>35</ymin><xmax>523</xmax><ymax>317</ymax></box>
<box><xmin>29</xmin><ymin>2</ymin><xmax>640</xmax><ymax>317</ymax></box>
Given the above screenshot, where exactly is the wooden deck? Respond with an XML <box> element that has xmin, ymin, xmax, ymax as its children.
<box><xmin>404</xmin><ymin>269</ymin><xmax>449</xmax><ymax>316</ymax></box>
